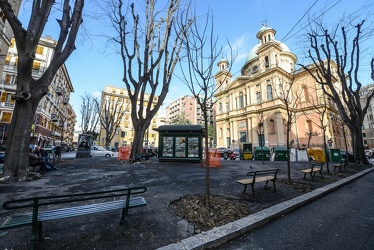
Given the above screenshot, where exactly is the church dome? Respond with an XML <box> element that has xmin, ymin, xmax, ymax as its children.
<box><xmin>244</xmin><ymin>40</ymin><xmax>291</xmax><ymax>63</ymax></box>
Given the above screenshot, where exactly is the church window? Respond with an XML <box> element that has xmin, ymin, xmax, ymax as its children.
<box><xmin>239</xmin><ymin>92</ymin><xmax>244</xmax><ymax>108</ymax></box>
<box><xmin>266</xmin><ymin>84</ymin><xmax>273</xmax><ymax>101</ymax></box>
<box><xmin>256</xmin><ymin>92</ymin><xmax>261</xmax><ymax>104</ymax></box>
<box><xmin>268</xmin><ymin>34</ymin><xmax>271</xmax><ymax>41</ymax></box>
<box><xmin>265</xmin><ymin>56</ymin><xmax>269</xmax><ymax>68</ymax></box>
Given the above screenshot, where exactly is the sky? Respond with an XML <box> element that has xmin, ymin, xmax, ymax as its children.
<box><xmin>16</xmin><ymin>0</ymin><xmax>374</xmax><ymax>131</ymax></box>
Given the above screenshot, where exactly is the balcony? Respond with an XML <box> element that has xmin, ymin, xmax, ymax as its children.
<box><xmin>55</xmin><ymin>87</ymin><xmax>63</xmax><ymax>96</ymax></box>
<box><xmin>1</xmin><ymin>102</ymin><xmax>15</xmax><ymax>108</ymax></box>
<box><xmin>51</xmin><ymin>113</ymin><xmax>58</xmax><ymax>121</ymax></box>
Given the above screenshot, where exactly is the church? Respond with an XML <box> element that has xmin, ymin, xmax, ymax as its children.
<box><xmin>214</xmin><ymin>24</ymin><xmax>350</xmax><ymax>152</ymax></box>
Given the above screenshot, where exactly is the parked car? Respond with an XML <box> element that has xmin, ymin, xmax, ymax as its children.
<box><xmin>0</xmin><ymin>145</ymin><xmax>5</xmax><ymax>163</ymax></box>
<box><xmin>90</xmin><ymin>146</ymin><xmax>114</xmax><ymax>157</ymax></box>
<box><xmin>341</xmin><ymin>150</ymin><xmax>355</xmax><ymax>163</ymax></box>
<box><xmin>365</xmin><ymin>149</ymin><xmax>373</xmax><ymax>159</ymax></box>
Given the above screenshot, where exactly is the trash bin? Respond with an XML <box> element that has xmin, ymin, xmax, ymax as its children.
<box><xmin>307</xmin><ymin>148</ymin><xmax>325</xmax><ymax>162</ymax></box>
<box><xmin>254</xmin><ymin>146</ymin><xmax>270</xmax><ymax>161</ymax></box>
<box><xmin>327</xmin><ymin>149</ymin><xmax>342</xmax><ymax>162</ymax></box>
<box><xmin>271</xmin><ymin>147</ymin><xmax>289</xmax><ymax>161</ymax></box>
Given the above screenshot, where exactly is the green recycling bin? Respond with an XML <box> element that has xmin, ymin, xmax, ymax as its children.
<box><xmin>272</xmin><ymin>147</ymin><xmax>289</xmax><ymax>161</ymax></box>
<box><xmin>254</xmin><ymin>146</ymin><xmax>270</xmax><ymax>161</ymax></box>
<box><xmin>327</xmin><ymin>149</ymin><xmax>342</xmax><ymax>162</ymax></box>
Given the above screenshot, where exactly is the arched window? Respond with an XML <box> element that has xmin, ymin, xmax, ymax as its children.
<box><xmin>266</xmin><ymin>84</ymin><xmax>273</xmax><ymax>101</ymax></box>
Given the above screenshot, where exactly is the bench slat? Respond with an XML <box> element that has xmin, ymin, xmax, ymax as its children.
<box><xmin>39</xmin><ymin>197</ymin><xmax>146</xmax><ymax>221</ymax></box>
<box><xmin>0</xmin><ymin>214</ymin><xmax>33</xmax><ymax>230</ymax></box>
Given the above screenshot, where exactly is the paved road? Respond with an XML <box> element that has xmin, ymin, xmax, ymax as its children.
<box><xmin>215</xmin><ymin>171</ymin><xmax>374</xmax><ymax>250</ymax></box>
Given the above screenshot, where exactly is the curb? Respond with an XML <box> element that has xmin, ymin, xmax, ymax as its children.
<box><xmin>157</xmin><ymin>167</ymin><xmax>374</xmax><ymax>250</ymax></box>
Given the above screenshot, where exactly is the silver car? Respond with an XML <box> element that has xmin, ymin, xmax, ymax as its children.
<box><xmin>90</xmin><ymin>146</ymin><xmax>114</xmax><ymax>157</ymax></box>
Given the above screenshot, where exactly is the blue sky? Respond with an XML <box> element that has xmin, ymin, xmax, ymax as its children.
<box><xmin>17</xmin><ymin>0</ymin><xmax>374</xmax><ymax>130</ymax></box>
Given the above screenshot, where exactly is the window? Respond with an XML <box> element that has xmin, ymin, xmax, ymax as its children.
<box><xmin>32</xmin><ymin>62</ymin><xmax>41</xmax><ymax>71</ymax></box>
<box><xmin>1</xmin><ymin>112</ymin><xmax>12</xmax><ymax>122</ymax></box>
<box><xmin>5</xmin><ymin>74</ymin><xmax>12</xmax><ymax>85</ymax></box>
<box><xmin>265</xmin><ymin>56</ymin><xmax>269</xmax><ymax>68</ymax></box>
<box><xmin>226</xmin><ymin>102</ymin><xmax>230</xmax><ymax>112</ymax></box>
<box><xmin>219</xmin><ymin>103</ymin><xmax>222</xmax><ymax>113</ymax></box>
<box><xmin>238</xmin><ymin>92</ymin><xmax>244</xmax><ymax>108</ymax></box>
<box><xmin>266</xmin><ymin>84</ymin><xmax>273</xmax><ymax>100</ymax></box>
<box><xmin>256</xmin><ymin>92</ymin><xmax>261</xmax><ymax>104</ymax></box>
<box><xmin>36</xmin><ymin>46</ymin><xmax>44</xmax><ymax>55</ymax></box>
<box><xmin>239</xmin><ymin>132</ymin><xmax>247</xmax><ymax>143</ymax></box>
<box><xmin>0</xmin><ymin>11</ymin><xmax>6</xmax><ymax>23</ymax></box>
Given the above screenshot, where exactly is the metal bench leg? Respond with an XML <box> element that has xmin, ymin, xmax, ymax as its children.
<box><xmin>250</xmin><ymin>184</ymin><xmax>255</xmax><ymax>196</ymax></box>
<box><xmin>120</xmin><ymin>207</ymin><xmax>130</xmax><ymax>236</ymax></box>
<box><xmin>242</xmin><ymin>184</ymin><xmax>248</xmax><ymax>193</ymax></box>
<box><xmin>264</xmin><ymin>180</ymin><xmax>269</xmax><ymax>189</ymax></box>
<box><xmin>272</xmin><ymin>180</ymin><xmax>277</xmax><ymax>190</ymax></box>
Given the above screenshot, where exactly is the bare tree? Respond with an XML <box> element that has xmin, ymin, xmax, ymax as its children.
<box><xmin>99</xmin><ymin>96</ymin><xmax>126</xmax><ymax>149</ymax></box>
<box><xmin>177</xmin><ymin>8</ymin><xmax>235</xmax><ymax>207</ymax></box>
<box><xmin>0</xmin><ymin>0</ymin><xmax>84</xmax><ymax>181</ymax></box>
<box><xmin>300</xmin><ymin>17</ymin><xmax>374</xmax><ymax>165</ymax></box>
<box><xmin>106</xmin><ymin>0</ymin><xmax>193</xmax><ymax>159</ymax></box>
<box><xmin>305</xmin><ymin>131</ymin><xmax>320</xmax><ymax>148</ymax></box>
<box><xmin>303</xmin><ymin>92</ymin><xmax>333</xmax><ymax>174</ymax></box>
<box><xmin>80</xmin><ymin>93</ymin><xmax>100</xmax><ymax>136</ymax></box>
<box><xmin>273</xmin><ymin>75</ymin><xmax>302</xmax><ymax>183</ymax></box>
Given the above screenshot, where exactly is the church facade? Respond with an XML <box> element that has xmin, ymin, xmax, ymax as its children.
<box><xmin>214</xmin><ymin>25</ymin><xmax>351</xmax><ymax>151</ymax></box>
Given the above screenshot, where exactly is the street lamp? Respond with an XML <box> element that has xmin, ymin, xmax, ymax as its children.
<box><xmin>258</xmin><ymin>122</ymin><xmax>264</xmax><ymax>164</ymax></box>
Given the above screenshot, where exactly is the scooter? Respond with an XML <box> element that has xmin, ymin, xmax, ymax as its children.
<box><xmin>229</xmin><ymin>151</ymin><xmax>236</xmax><ymax>160</ymax></box>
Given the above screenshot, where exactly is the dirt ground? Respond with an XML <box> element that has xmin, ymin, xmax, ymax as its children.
<box><xmin>0</xmin><ymin>156</ymin><xmax>369</xmax><ymax>250</ymax></box>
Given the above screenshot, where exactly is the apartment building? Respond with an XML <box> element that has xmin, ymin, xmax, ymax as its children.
<box><xmin>0</xmin><ymin>0</ymin><xmax>22</xmax><ymax>79</ymax></box>
<box><xmin>165</xmin><ymin>95</ymin><xmax>214</xmax><ymax>126</ymax></box>
<box><xmin>1</xmin><ymin>37</ymin><xmax>76</xmax><ymax>147</ymax></box>
<box><xmin>98</xmin><ymin>86</ymin><xmax>164</xmax><ymax>148</ymax></box>
<box><xmin>360</xmin><ymin>83</ymin><xmax>374</xmax><ymax>149</ymax></box>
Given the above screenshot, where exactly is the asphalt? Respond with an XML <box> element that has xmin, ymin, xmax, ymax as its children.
<box><xmin>158</xmin><ymin>166</ymin><xmax>374</xmax><ymax>250</ymax></box>
<box><xmin>0</xmin><ymin>153</ymin><xmax>373</xmax><ymax>250</ymax></box>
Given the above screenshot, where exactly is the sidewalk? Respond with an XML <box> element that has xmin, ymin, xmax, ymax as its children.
<box><xmin>0</xmin><ymin>157</ymin><xmax>373</xmax><ymax>249</ymax></box>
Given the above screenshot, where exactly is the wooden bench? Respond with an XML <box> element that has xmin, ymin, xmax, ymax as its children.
<box><xmin>333</xmin><ymin>161</ymin><xmax>346</xmax><ymax>172</ymax></box>
<box><xmin>236</xmin><ymin>169</ymin><xmax>280</xmax><ymax>196</ymax></box>
<box><xmin>0</xmin><ymin>186</ymin><xmax>147</xmax><ymax>250</ymax></box>
<box><xmin>300</xmin><ymin>163</ymin><xmax>324</xmax><ymax>180</ymax></box>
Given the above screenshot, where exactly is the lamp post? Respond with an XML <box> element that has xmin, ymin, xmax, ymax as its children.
<box><xmin>258</xmin><ymin>122</ymin><xmax>264</xmax><ymax>164</ymax></box>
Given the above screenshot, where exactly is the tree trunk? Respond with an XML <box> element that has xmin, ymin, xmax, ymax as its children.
<box><xmin>286</xmin><ymin>126</ymin><xmax>291</xmax><ymax>183</ymax></box>
<box><xmin>3</xmin><ymin>98</ymin><xmax>38</xmax><ymax>181</ymax></box>
<box><xmin>322</xmin><ymin>129</ymin><xmax>330</xmax><ymax>174</ymax></box>
<box><xmin>351</xmin><ymin>125</ymin><xmax>368</xmax><ymax>165</ymax></box>
<box><xmin>131</xmin><ymin>126</ymin><xmax>147</xmax><ymax>160</ymax></box>
<box><xmin>204</xmin><ymin>117</ymin><xmax>210</xmax><ymax>208</ymax></box>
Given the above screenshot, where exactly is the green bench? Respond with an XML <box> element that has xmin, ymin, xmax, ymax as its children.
<box><xmin>300</xmin><ymin>162</ymin><xmax>324</xmax><ymax>180</ymax></box>
<box><xmin>236</xmin><ymin>169</ymin><xmax>280</xmax><ymax>196</ymax></box>
<box><xmin>0</xmin><ymin>186</ymin><xmax>147</xmax><ymax>250</ymax></box>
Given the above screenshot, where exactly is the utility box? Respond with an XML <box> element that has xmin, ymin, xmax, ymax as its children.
<box><xmin>307</xmin><ymin>148</ymin><xmax>325</xmax><ymax>162</ymax></box>
<box><xmin>239</xmin><ymin>143</ymin><xmax>253</xmax><ymax>160</ymax></box>
<box><xmin>253</xmin><ymin>146</ymin><xmax>270</xmax><ymax>161</ymax></box>
<box><xmin>271</xmin><ymin>147</ymin><xmax>289</xmax><ymax>161</ymax></box>
<box><xmin>327</xmin><ymin>149</ymin><xmax>342</xmax><ymax>162</ymax></box>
